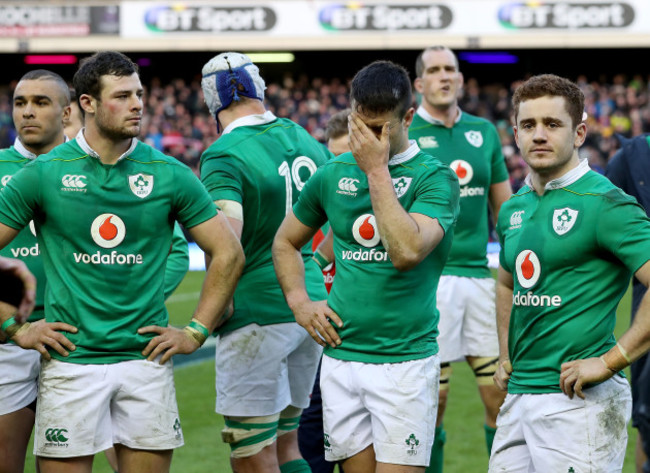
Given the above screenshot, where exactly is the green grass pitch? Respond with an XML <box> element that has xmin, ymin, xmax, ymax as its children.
<box><xmin>23</xmin><ymin>271</ymin><xmax>638</xmax><ymax>472</ymax></box>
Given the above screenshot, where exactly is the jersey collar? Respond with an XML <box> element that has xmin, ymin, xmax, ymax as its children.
<box><xmin>415</xmin><ymin>105</ymin><xmax>462</xmax><ymax>125</ymax></box>
<box><xmin>75</xmin><ymin>128</ymin><xmax>138</xmax><ymax>162</ymax></box>
<box><xmin>388</xmin><ymin>140</ymin><xmax>420</xmax><ymax>166</ymax></box>
<box><xmin>525</xmin><ymin>158</ymin><xmax>591</xmax><ymax>192</ymax></box>
<box><xmin>13</xmin><ymin>135</ymin><xmax>69</xmax><ymax>160</ymax></box>
<box><xmin>222</xmin><ymin>111</ymin><xmax>277</xmax><ymax>135</ymax></box>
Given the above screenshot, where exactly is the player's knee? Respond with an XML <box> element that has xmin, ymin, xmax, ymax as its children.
<box><xmin>277</xmin><ymin>405</ymin><xmax>302</xmax><ymax>437</ymax></box>
<box><xmin>470</xmin><ymin>356</ymin><xmax>499</xmax><ymax>386</ymax></box>
<box><xmin>439</xmin><ymin>362</ymin><xmax>452</xmax><ymax>393</ymax></box>
<box><xmin>222</xmin><ymin>414</ymin><xmax>279</xmax><ymax>458</ymax></box>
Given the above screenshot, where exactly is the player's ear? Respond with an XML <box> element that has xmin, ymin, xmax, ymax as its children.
<box><xmin>414</xmin><ymin>77</ymin><xmax>423</xmax><ymax>94</ymax></box>
<box><xmin>78</xmin><ymin>94</ymin><xmax>95</xmax><ymax>115</ymax></box>
<box><xmin>403</xmin><ymin>107</ymin><xmax>415</xmax><ymax>129</ymax></box>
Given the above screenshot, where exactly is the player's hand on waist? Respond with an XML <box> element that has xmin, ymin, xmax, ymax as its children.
<box><xmin>12</xmin><ymin>319</ymin><xmax>77</xmax><ymax>361</ymax></box>
<box><xmin>138</xmin><ymin>324</ymin><xmax>201</xmax><ymax>365</ymax></box>
<box><xmin>494</xmin><ymin>358</ymin><xmax>512</xmax><ymax>391</ymax></box>
<box><xmin>560</xmin><ymin>357</ymin><xmax>614</xmax><ymax>400</ymax></box>
<box><xmin>293</xmin><ymin>299</ymin><xmax>342</xmax><ymax>348</ymax></box>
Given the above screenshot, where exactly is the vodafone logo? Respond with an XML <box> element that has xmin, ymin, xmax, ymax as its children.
<box><xmin>352</xmin><ymin>214</ymin><xmax>381</xmax><ymax>248</ymax></box>
<box><xmin>91</xmin><ymin>214</ymin><xmax>126</xmax><ymax>249</ymax></box>
<box><xmin>450</xmin><ymin>160</ymin><xmax>473</xmax><ymax>185</ymax></box>
<box><xmin>515</xmin><ymin>250</ymin><xmax>541</xmax><ymax>289</ymax></box>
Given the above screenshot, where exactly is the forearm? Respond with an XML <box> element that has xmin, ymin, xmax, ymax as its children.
<box><xmin>605</xmin><ymin>289</ymin><xmax>650</xmax><ymax>370</ymax></box>
<box><xmin>193</xmin><ymin>242</ymin><xmax>244</xmax><ymax>331</ymax></box>
<box><xmin>496</xmin><ymin>280</ymin><xmax>513</xmax><ymax>361</ymax></box>
<box><xmin>273</xmin><ymin>237</ymin><xmax>311</xmax><ymax>310</ymax></box>
<box><xmin>366</xmin><ymin>168</ymin><xmax>426</xmax><ymax>270</ymax></box>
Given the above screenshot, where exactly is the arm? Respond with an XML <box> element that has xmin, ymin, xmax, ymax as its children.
<box><xmin>494</xmin><ymin>266</ymin><xmax>514</xmax><ymax>391</ymax></box>
<box><xmin>0</xmin><ymin>223</ymin><xmax>34</xmax><ymax>322</ymax></box>
<box><xmin>140</xmin><ymin>213</ymin><xmax>245</xmax><ymax>363</ymax></box>
<box><xmin>488</xmin><ymin>180</ymin><xmax>513</xmax><ymax>225</ymax></box>
<box><xmin>348</xmin><ymin>113</ymin><xmax>445</xmax><ymax>271</ymax></box>
<box><xmin>560</xmin><ymin>260</ymin><xmax>650</xmax><ymax>399</ymax></box>
<box><xmin>272</xmin><ymin>211</ymin><xmax>342</xmax><ymax>347</ymax></box>
<box><xmin>313</xmin><ymin>227</ymin><xmax>334</xmax><ymax>268</ymax></box>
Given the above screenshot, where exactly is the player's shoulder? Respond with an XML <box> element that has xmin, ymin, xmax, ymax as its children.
<box><xmin>0</xmin><ymin>146</ymin><xmax>25</xmax><ymax>163</ymax></box>
<box><xmin>577</xmin><ymin>170</ymin><xmax>639</xmax><ymax>204</ymax></box>
<box><xmin>458</xmin><ymin>111</ymin><xmax>498</xmax><ymax>131</ymax></box>
<box><xmin>33</xmin><ymin>139</ymin><xmax>87</xmax><ymax>165</ymax></box>
<box><xmin>129</xmin><ymin>141</ymin><xmax>188</xmax><ymax>169</ymax></box>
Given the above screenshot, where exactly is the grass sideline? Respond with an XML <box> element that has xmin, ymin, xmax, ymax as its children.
<box><xmin>24</xmin><ymin>271</ymin><xmax>638</xmax><ymax>472</ymax></box>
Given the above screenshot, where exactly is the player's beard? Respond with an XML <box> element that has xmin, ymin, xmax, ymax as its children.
<box><xmin>95</xmin><ymin>106</ymin><xmax>141</xmax><ymax>141</ymax></box>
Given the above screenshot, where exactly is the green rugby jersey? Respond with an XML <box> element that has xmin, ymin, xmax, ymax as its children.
<box><xmin>201</xmin><ymin>112</ymin><xmax>331</xmax><ymax>334</ymax></box>
<box><xmin>294</xmin><ymin>142</ymin><xmax>460</xmax><ymax>363</ymax></box>
<box><xmin>497</xmin><ymin>160</ymin><xmax>650</xmax><ymax>393</ymax></box>
<box><xmin>410</xmin><ymin>107</ymin><xmax>509</xmax><ymax>278</ymax></box>
<box><xmin>0</xmin><ymin>134</ymin><xmax>216</xmax><ymax>363</ymax></box>
<box><xmin>0</xmin><ymin>139</ymin><xmax>47</xmax><ymax>321</ymax></box>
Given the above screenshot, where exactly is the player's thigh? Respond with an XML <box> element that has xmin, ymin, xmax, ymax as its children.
<box><xmin>365</xmin><ymin>355</ymin><xmax>439</xmax><ymax>467</ymax></box>
<box><xmin>34</xmin><ymin>360</ymin><xmax>113</xmax><ymax>458</ymax></box>
<box><xmin>0</xmin><ymin>406</ymin><xmax>35</xmax><ymax>473</ymax></box>
<box><xmin>488</xmin><ymin>394</ymin><xmax>531</xmax><ymax>473</ymax></box>
<box><xmin>320</xmin><ymin>355</ymin><xmax>372</xmax><ymax>463</ymax></box>
<box><xmin>527</xmin><ymin>376</ymin><xmax>631</xmax><ymax>472</ymax></box>
<box><xmin>287</xmin><ymin>329</ymin><xmax>323</xmax><ymax>409</ymax></box>
<box><xmin>111</xmin><ymin>359</ymin><xmax>183</xmax><ymax>451</ymax></box>
<box><xmin>114</xmin><ymin>443</ymin><xmax>173</xmax><ymax>473</ymax></box>
<box><xmin>0</xmin><ymin>344</ymin><xmax>40</xmax><ymax>416</ymax></box>
<box><xmin>435</xmin><ymin>275</ymin><xmax>468</xmax><ymax>363</ymax></box>
<box><xmin>462</xmin><ymin>277</ymin><xmax>498</xmax><ymax>357</ymax></box>
<box><xmin>215</xmin><ymin>323</ymin><xmax>308</xmax><ymax>417</ymax></box>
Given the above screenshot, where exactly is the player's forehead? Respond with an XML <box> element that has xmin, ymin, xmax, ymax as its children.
<box><xmin>13</xmin><ymin>78</ymin><xmax>64</xmax><ymax>103</ymax></box>
<box><xmin>421</xmin><ymin>49</ymin><xmax>457</xmax><ymax>71</ymax></box>
<box><xmin>98</xmin><ymin>72</ymin><xmax>142</xmax><ymax>96</ymax></box>
<box><xmin>352</xmin><ymin>103</ymin><xmax>399</xmax><ymax>126</ymax></box>
<box><xmin>516</xmin><ymin>95</ymin><xmax>571</xmax><ymax>123</ymax></box>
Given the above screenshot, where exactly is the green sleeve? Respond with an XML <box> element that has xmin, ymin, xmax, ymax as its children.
<box><xmin>173</xmin><ymin>165</ymin><xmax>217</xmax><ymax>229</ymax></box>
<box><xmin>293</xmin><ymin>165</ymin><xmax>327</xmax><ymax>229</ymax></box>
<box><xmin>163</xmin><ymin>222</ymin><xmax>189</xmax><ymax>300</ymax></box>
<box><xmin>409</xmin><ymin>165</ymin><xmax>460</xmax><ymax>234</ymax></box>
<box><xmin>200</xmin><ymin>151</ymin><xmax>243</xmax><ymax>204</ymax></box>
<box><xmin>0</xmin><ymin>161</ymin><xmax>40</xmax><ymax>230</ymax></box>
<box><xmin>597</xmin><ymin>189</ymin><xmax>650</xmax><ymax>273</ymax></box>
<box><xmin>488</xmin><ymin>125</ymin><xmax>509</xmax><ymax>184</ymax></box>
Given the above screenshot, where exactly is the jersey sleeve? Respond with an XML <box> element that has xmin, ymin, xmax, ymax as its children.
<box><xmin>597</xmin><ymin>189</ymin><xmax>650</xmax><ymax>274</ymax></box>
<box><xmin>488</xmin><ymin>125</ymin><xmax>509</xmax><ymax>184</ymax></box>
<box><xmin>200</xmin><ymin>150</ymin><xmax>244</xmax><ymax>204</ymax></box>
<box><xmin>173</xmin><ymin>165</ymin><xmax>217</xmax><ymax>229</ymax></box>
<box><xmin>163</xmin><ymin>222</ymin><xmax>189</xmax><ymax>300</ymax></box>
<box><xmin>408</xmin><ymin>165</ymin><xmax>460</xmax><ymax>235</ymax></box>
<box><xmin>0</xmin><ymin>161</ymin><xmax>40</xmax><ymax>230</ymax></box>
<box><xmin>293</xmin><ymin>165</ymin><xmax>327</xmax><ymax>229</ymax></box>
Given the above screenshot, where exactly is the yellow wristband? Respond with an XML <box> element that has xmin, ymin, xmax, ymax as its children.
<box><xmin>183</xmin><ymin>326</ymin><xmax>207</xmax><ymax>347</ymax></box>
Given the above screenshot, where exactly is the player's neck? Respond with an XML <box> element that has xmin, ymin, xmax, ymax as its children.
<box><xmin>530</xmin><ymin>154</ymin><xmax>581</xmax><ymax>195</ymax></box>
<box><xmin>218</xmin><ymin>101</ymin><xmax>267</xmax><ymax>131</ymax></box>
<box><xmin>83</xmin><ymin>123</ymin><xmax>134</xmax><ymax>165</ymax></box>
<box><xmin>21</xmin><ymin>132</ymin><xmax>65</xmax><ymax>157</ymax></box>
<box><xmin>422</xmin><ymin>101</ymin><xmax>459</xmax><ymax>128</ymax></box>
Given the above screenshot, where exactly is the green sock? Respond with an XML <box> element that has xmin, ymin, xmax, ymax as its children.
<box><xmin>425</xmin><ymin>424</ymin><xmax>446</xmax><ymax>473</ymax></box>
<box><xmin>484</xmin><ymin>424</ymin><xmax>497</xmax><ymax>456</ymax></box>
<box><xmin>280</xmin><ymin>458</ymin><xmax>312</xmax><ymax>473</ymax></box>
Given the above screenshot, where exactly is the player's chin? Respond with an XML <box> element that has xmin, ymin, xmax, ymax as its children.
<box><xmin>122</xmin><ymin>125</ymin><xmax>141</xmax><ymax>138</ymax></box>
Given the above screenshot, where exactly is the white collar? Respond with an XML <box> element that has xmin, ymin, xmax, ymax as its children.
<box><xmin>222</xmin><ymin>111</ymin><xmax>276</xmax><ymax>135</ymax></box>
<box><xmin>524</xmin><ymin>158</ymin><xmax>591</xmax><ymax>192</ymax></box>
<box><xmin>75</xmin><ymin>128</ymin><xmax>138</xmax><ymax>162</ymax></box>
<box><xmin>13</xmin><ymin>135</ymin><xmax>69</xmax><ymax>160</ymax></box>
<box><xmin>388</xmin><ymin>140</ymin><xmax>420</xmax><ymax>166</ymax></box>
<box><xmin>416</xmin><ymin>105</ymin><xmax>462</xmax><ymax>125</ymax></box>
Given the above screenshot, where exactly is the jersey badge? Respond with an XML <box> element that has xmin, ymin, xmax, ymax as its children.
<box><xmin>352</xmin><ymin>214</ymin><xmax>380</xmax><ymax>248</ymax></box>
<box><xmin>337</xmin><ymin>177</ymin><xmax>359</xmax><ymax>197</ymax></box>
<box><xmin>464</xmin><ymin>130</ymin><xmax>483</xmax><ymax>148</ymax></box>
<box><xmin>392</xmin><ymin>177</ymin><xmax>412</xmax><ymax>198</ymax></box>
<box><xmin>129</xmin><ymin>173</ymin><xmax>154</xmax><ymax>199</ymax></box>
<box><xmin>509</xmin><ymin>210</ymin><xmax>524</xmax><ymax>230</ymax></box>
<box><xmin>450</xmin><ymin>160</ymin><xmax>473</xmax><ymax>185</ymax></box>
<box><xmin>61</xmin><ymin>174</ymin><xmax>87</xmax><ymax>193</ymax></box>
<box><xmin>1</xmin><ymin>175</ymin><xmax>11</xmax><ymax>188</ymax></box>
<box><xmin>417</xmin><ymin>136</ymin><xmax>438</xmax><ymax>149</ymax></box>
<box><xmin>515</xmin><ymin>250</ymin><xmax>541</xmax><ymax>289</ymax></box>
<box><xmin>552</xmin><ymin>207</ymin><xmax>578</xmax><ymax>235</ymax></box>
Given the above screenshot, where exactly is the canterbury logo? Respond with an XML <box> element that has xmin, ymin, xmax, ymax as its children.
<box><xmin>62</xmin><ymin>175</ymin><xmax>87</xmax><ymax>188</ymax></box>
<box><xmin>45</xmin><ymin>428</ymin><xmax>69</xmax><ymax>442</ymax></box>
<box><xmin>338</xmin><ymin>178</ymin><xmax>359</xmax><ymax>192</ymax></box>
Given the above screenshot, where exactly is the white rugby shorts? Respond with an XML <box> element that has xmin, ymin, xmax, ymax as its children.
<box><xmin>0</xmin><ymin>343</ymin><xmax>40</xmax><ymax>415</ymax></box>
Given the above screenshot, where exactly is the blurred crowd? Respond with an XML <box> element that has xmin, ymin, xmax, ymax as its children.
<box><xmin>1</xmin><ymin>71</ymin><xmax>649</xmax><ymax>193</ymax></box>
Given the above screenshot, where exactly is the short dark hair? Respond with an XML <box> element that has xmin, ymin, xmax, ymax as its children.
<box><xmin>512</xmin><ymin>74</ymin><xmax>584</xmax><ymax>129</ymax></box>
<box><xmin>17</xmin><ymin>69</ymin><xmax>70</xmax><ymax>105</ymax></box>
<box><xmin>350</xmin><ymin>60</ymin><xmax>412</xmax><ymax>119</ymax></box>
<box><xmin>415</xmin><ymin>46</ymin><xmax>458</xmax><ymax>78</ymax></box>
<box><xmin>73</xmin><ymin>51</ymin><xmax>139</xmax><ymax>103</ymax></box>
<box><xmin>325</xmin><ymin>108</ymin><xmax>350</xmax><ymax>141</ymax></box>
